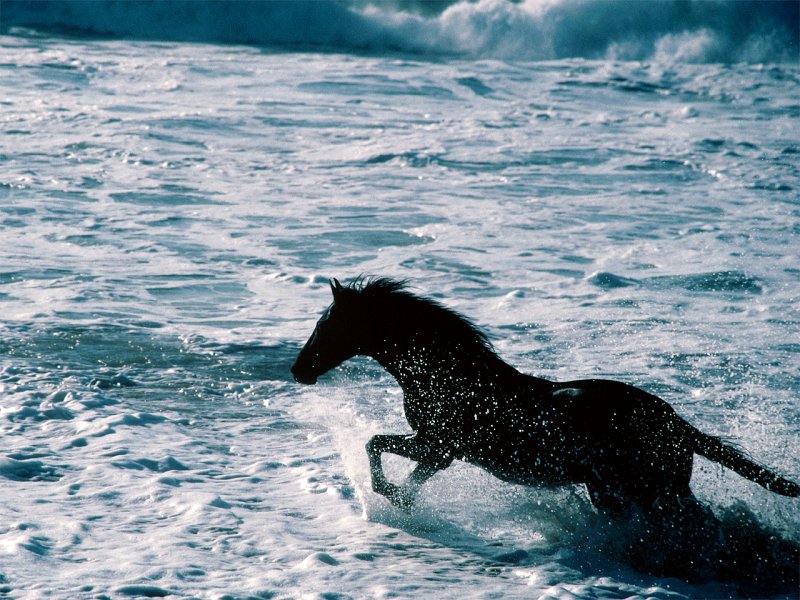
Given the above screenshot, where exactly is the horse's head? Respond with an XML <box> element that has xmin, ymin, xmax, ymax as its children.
<box><xmin>291</xmin><ymin>279</ymin><xmax>364</xmax><ymax>385</ymax></box>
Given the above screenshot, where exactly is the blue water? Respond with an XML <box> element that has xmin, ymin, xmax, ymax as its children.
<box><xmin>0</xmin><ymin>1</ymin><xmax>798</xmax><ymax>598</ymax></box>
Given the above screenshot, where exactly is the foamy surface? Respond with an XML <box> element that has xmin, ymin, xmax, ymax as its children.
<box><xmin>0</xmin><ymin>6</ymin><xmax>798</xmax><ymax>598</ymax></box>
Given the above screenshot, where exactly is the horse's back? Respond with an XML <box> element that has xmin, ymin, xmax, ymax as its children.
<box><xmin>547</xmin><ymin>377</ymin><xmax>679</xmax><ymax>424</ymax></box>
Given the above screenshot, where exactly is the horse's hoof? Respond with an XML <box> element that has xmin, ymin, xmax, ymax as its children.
<box><xmin>380</xmin><ymin>482</ymin><xmax>415</xmax><ymax>511</ymax></box>
<box><xmin>391</xmin><ymin>491</ymin><xmax>415</xmax><ymax>511</ymax></box>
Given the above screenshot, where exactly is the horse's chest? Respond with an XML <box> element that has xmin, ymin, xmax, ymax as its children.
<box><xmin>402</xmin><ymin>392</ymin><xmax>462</xmax><ymax>434</ymax></box>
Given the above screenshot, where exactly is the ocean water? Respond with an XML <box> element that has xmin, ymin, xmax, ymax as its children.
<box><xmin>1</xmin><ymin>1</ymin><xmax>799</xmax><ymax>598</ymax></box>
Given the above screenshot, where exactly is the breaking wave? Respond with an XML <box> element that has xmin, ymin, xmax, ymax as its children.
<box><xmin>2</xmin><ymin>0</ymin><xmax>797</xmax><ymax>63</ymax></box>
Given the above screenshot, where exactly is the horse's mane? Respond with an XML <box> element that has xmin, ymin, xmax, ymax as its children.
<box><xmin>344</xmin><ymin>276</ymin><xmax>496</xmax><ymax>354</ymax></box>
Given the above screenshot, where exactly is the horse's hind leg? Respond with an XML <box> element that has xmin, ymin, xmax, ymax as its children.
<box><xmin>587</xmin><ymin>430</ymin><xmax>696</xmax><ymax>516</ymax></box>
<box><xmin>366</xmin><ymin>434</ymin><xmax>452</xmax><ymax>509</ymax></box>
<box><xmin>585</xmin><ymin>477</ymin><xmax>637</xmax><ymax>515</ymax></box>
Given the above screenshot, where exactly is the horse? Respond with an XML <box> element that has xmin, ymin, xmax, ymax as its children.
<box><xmin>291</xmin><ymin>277</ymin><xmax>799</xmax><ymax>515</ymax></box>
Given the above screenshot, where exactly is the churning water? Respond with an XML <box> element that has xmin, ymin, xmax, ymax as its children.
<box><xmin>0</xmin><ymin>1</ymin><xmax>798</xmax><ymax>598</ymax></box>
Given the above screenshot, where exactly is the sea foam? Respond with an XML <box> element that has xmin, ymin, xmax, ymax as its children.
<box><xmin>2</xmin><ymin>0</ymin><xmax>797</xmax><ymax>63</ymax></box>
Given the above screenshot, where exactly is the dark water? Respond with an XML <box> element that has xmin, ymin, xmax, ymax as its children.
<box><xmin>0</xmin><ymin>9</ymin><xmax>798</xmax><ymax>597</ymax></box>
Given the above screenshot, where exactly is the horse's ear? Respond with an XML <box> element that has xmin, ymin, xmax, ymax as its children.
<box><xmin>330</xmin><ymin>278</ymin><xmax>343</xmax><ymax>302</ymax></box>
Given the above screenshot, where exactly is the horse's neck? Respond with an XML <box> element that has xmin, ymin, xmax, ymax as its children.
<box><xmin>371</xmin><ymin>333</ymin><xmax>514</xmax><ymax>395</ymax></box>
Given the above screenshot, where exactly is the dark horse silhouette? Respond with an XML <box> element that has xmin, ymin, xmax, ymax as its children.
<box><xmin>291</xmin><ymin>277</ymin><xmax>799</xmax><ymax>515</ymax></box>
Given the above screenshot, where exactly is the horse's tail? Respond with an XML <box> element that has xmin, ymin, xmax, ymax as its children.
<box><xmin>688</xmin><ymin>425</ymin><xmax>800</xmax><ymax>497</ymax></box>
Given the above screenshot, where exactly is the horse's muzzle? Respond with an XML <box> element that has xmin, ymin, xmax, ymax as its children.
<box><xmin>291</xmin><ymin>363</ymin><xmax>318</xmax><ymax>385</ymax></box>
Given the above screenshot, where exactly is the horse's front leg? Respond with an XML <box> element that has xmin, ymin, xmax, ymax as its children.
<box><xmin>365</xmin><ymin>434</ymin><xmax>452</xmax><ymax>509</ymax></box>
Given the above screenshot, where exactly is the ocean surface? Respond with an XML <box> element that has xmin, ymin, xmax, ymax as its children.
<box><xmin>1</xmin><ymin>1</ymin><xmax>799</xmax><ymax>598</ymax></box>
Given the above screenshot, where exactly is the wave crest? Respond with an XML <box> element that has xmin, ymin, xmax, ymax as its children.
<box><xmin>2</xmin><ymin>0</ymin><xmax>798</xmax><ymax>63</ymax></box>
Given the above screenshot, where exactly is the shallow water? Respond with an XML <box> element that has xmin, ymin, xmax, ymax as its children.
<box><xmin>1</xmin><ymin>6</ymin><xmax>799</xmax><ymax>598</ymax></box>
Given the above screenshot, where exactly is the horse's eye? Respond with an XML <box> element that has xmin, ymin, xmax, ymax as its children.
<box><xmin>319</xmin><ymin>307</ymin><xmax>336</xmax><ymax>328</ymax></box>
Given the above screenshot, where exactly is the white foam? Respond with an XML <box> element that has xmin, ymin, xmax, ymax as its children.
<box><xmin>0</xmin><ymin>28</ymin><xmax>797</xmax><ymax>599</ymax></box>
<box><xmin>1</xmin><ymin>0</ymin><xmax>797</xmax><ymax>63</ymax></box>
